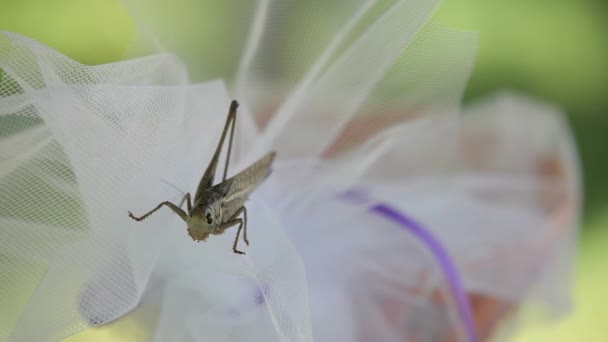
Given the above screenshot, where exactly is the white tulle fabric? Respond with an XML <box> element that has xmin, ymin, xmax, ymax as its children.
<box><xmin>0</xmin><ymin>0</ymin><xmax>580</xmax><ymax>341</ymax></box>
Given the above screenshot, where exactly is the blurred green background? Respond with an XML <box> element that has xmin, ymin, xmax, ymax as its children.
<box><xmin>0</xmin><ymin>0</ymin><xmax>606</xmax><ymax>340</ymax></box>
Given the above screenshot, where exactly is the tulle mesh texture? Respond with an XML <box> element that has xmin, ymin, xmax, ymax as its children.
<box><xmin>0</xmin><ymin>32</ymin><xmax>310</xmax><ymax>342</ymax></box>
<box><xmin>1</xmin><ymin>0</ymin><xmax>580</xmax><ymax>341</ymax></box>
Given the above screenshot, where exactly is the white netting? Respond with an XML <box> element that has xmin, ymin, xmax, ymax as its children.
<box><xmin>0</xmin><ymin>0</ymin><xmax>580</xmax><ymax>341</ymax></box>
<box><xmin>0</xmin><ymin>32</ymin><xmax>310</xmax><ymax>341</ymax></box>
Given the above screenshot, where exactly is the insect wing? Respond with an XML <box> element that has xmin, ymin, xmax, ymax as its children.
<box><xmin>221</xmin><ymin>152</ymin><xmax>276</xmax><ymax>204</ymax></box>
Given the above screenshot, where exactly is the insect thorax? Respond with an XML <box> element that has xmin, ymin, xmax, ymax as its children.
<box><xmin>194</xmin><ymin>190</ymin><xmax>224</xmax><ymax>221</ymax></box>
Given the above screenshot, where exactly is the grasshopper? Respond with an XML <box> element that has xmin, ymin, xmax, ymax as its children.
<box><xmin>128</xmin><ymin>100</ymin><xmax>276</xmax><ymax>254</ymax></box>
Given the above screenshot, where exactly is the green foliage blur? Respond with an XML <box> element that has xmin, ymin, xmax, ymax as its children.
<box><xmin>0</xmin><ymin>0</ymin><xmax>606</xmax><ymax>340</ymax></box>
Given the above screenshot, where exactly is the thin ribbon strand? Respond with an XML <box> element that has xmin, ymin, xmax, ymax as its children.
<box><xmin>370</xmin><ymin>203</ymin><xmax>478</xmax><ymax>342</ymax></box>
<box><xmin>339</xmin><ymin>189</ymin><xmax>478</xmax><ymax>342</ymax></box>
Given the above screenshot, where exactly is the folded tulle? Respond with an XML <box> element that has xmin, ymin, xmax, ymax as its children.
<box><xmin>0</xmin><ymin>1</ymin><xmax>580</xmax><ymax>341</ymax></box>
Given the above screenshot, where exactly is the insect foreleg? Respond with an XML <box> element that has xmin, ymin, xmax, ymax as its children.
<box><xmin>128</xmin><ymin>201</ymin><xmax>188</xmax><ymax>222</ymax></box>
<box><xmin>232</xmin><ymin>219</ymin><xmax>245</xmax><ymax>255</ymax></box>
<box><xmin>215</xmin><ymin>206</ymin><xmax>249</xmax><ymax>254</ymax></box>
<box><xmin>177</xmin><ymin>193</ymin><xmax>192</xmax><ymax>213</ymax></box>
<box><xmin>239</xmin><ymin>206</ymin><xmax>249</xmax><ymax>245</ymax></box>
<box><xmin>215</xmin><ymin>219</ymin><xmax>244</xmax><ymax>254</ymax></box>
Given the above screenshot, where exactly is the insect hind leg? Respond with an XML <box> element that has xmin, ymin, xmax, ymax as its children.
<box><xmin>222</xmin><ymin>100</ymin><xmax>238</xmax><ymax>182</ymax></box>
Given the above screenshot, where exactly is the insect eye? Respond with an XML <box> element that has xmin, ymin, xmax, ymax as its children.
<box><xmin>205</xmin><ymin>213</ymin><xmax>213</xmax><ymax>224</ymax></box>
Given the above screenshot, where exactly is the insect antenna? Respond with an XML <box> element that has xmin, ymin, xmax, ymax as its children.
<box><xmin>160</xmin><ymin>179</ymin><xmax>186</xmax><ymax>196</ymax></box>
<box><xmin>160</xmin><ymin>179</ymin><xmax>191</xmax><ymax>210</ymax></box>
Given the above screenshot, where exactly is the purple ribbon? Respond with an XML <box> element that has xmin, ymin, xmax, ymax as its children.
<box><xmin>340</xmin><ymin>189</ymin><xmax>478</xmax><ymax>342</ymax></box>
<box><xmin>255</xmin><ymin>189</ymin><xmax>478</xmax><ymax>341</ymax></box>
<box><xmin>371</xmin><ymin>203</ymin><xmax>478</xmax><ymax>342</ymax></box>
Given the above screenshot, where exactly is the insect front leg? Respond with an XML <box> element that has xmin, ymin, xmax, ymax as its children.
<box><xmin>216</xmin><ymin>206</ymin><xmax>249</xmax><ymax>254</ymax></box>
<box><xmin>227</xmin><ymin>206</ymin><xmax>248</xmax><ymax>245</ymax></box>
<box><xmin>240</xmin><ymin>206</ymin><xmax>249</xmax><ymax>245</ymax></box>
<box><xmin>128</xmin><ymin>201</ymin><xmax>188</xmax><ymax>222</ymax></box>
<box><xmin>214</xmin><ymin>219</ymin><xmax>245</xmax><ymax>254</ymax></box>
<box><xmin>232</xmin><ymin>219</ymin><xmax>245</xmax><ymax>255</ymax></box>
<box><xmin>177</xmin><ymin>193</ymin><xmax>192</xmax><ymax>213</ymax></box>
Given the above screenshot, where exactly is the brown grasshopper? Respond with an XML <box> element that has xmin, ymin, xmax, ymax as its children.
<box><xmin>128</xmin><ymin>100</ymin><xmax>276</xmax><ymax>254</ymax></box>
